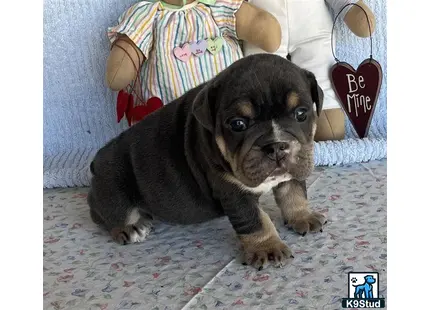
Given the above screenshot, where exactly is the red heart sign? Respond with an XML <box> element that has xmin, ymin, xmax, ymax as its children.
<box><xmin>125</xmin><ymin>93</ymin><xmax>134</xmax><ymax>127</ymax></box>
<box><xmin>131</xmin><ymin>96</ymin><xmax>163</xmax><ymax>123</ymax></box>
<box><xmin>117</xmin><ymin>90</ymin><xmax>135</xmax><ymax>125</ymax></box>
<box><xmin>116</xmin><ymin>90</ymin><xmax>129</xmax><ymax>123</ymax></box>
<box><xmin>330</xmin><ymin>58</ymin><xmax>383</xmax><ymax>138</ymax></box>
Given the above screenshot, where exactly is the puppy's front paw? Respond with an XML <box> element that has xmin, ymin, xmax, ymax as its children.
<box><xmin>242</xmin><ymin>237</ymin><xmax>294</xmax><ymax>270</ymax></box>
<box><xmin>111</xmin><ymin>223</ymin><xmax>152</xmax><ymax>245</ymax></box>
<box><xmin>286</xmin><ymin>211</ymin><xmax>327</xmax><ymax>236</ymax></box>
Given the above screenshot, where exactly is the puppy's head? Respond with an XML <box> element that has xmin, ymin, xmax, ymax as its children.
<box><xmin>192</xmin><ymin>54</ymin><xmax>323</xmax><ymax>188</ymax></box>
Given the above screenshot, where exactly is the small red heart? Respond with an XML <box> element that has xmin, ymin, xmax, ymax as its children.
<box><xmin>125</xmin><ymin>94</ymin><xmax>134</xmax><ymax>126</ymax></box>
<box><xmin>131</xmin><ymin>97</ymin><xmax>163</xmax><ymax>123</ymax></box>
<box><xmin>330</xmin><ymin>58</ymin><xmax>383</xmax><ymax>138</ymax></box>
<box><xmin>116</xmin><ymin>90</ymin><xmax>129</xmax><ymax>123</ymax></box>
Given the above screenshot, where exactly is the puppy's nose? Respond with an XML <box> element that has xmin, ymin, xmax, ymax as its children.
<box><xmin>262</xmin><ymin>142</ymin><xmax>289</xmax><ymax>162</ymax></box>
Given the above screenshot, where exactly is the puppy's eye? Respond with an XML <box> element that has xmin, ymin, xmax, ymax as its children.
<box><xmin>294</xmin><ymin>107</ymin><xmax>308</xmax><ymax>122</ymax></box>
<box><xmin>229</xmin><ymin>118</ymin><xmax>249</xmax><ymax>132</ymax></box>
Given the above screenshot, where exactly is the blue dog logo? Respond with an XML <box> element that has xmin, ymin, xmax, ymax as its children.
<box><xmin>342</xmin><ymin>272</ymin><xmax>385</xmax><ymax>308</ymax></box>
<box><xmin>352</xmin><ymin>275</ymin><xmax>376</xmax><ymax>299</ymax></box>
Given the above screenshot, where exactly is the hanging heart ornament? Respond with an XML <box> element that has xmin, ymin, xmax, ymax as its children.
<box><xmin>330</xmin><ymin>59</ymin><xmax>382</xmax><ymax>138</ymax></box>
<box><xmin>131</xmin><ymin>97</ymin><xmax>163</xmax><ymax>123</ymax></box>
<box><xmin>329</xmin><ymin>3</ymin><xmax>383</xmax><ymax>138</ymax></box>
<box><xmin>117</xmin><ymin>90</ymin><xmax>163</xmax><ymax>126</ymax></box>
<box><xmin>117</xmin><ymin>90</ymin><xmax>134</xmax><ymax>124</ymax></box>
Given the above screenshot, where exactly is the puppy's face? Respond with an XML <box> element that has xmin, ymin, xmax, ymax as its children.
<box><xmin>193</xmin><ymin>54</ymin><xmax>323</xmax><ymax>188</ymax></box>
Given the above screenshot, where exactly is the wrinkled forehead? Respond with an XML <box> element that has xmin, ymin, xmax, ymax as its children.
<box><xmin>224</xmin><ymin>61</ymin><xmax>309</xmax><ymax>92</ymax></box>
<box><xmin>216</xmin><ymin>57</ymin><xmax>313</xmax><ymax>115</ymax></box>
<box><xmin>219</xmin><ymin>80</ymin><xmax>312</xmax><ymax>120</ymax></box>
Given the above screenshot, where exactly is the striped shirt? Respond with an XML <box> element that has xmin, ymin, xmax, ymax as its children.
<box><xmin>108</xmin><ymin>0</ymin><xmax>244</xmax><ymax>105</ymax></box>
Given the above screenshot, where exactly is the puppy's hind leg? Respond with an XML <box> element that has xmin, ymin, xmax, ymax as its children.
<box><xmin>87</xmin><ymin>183</ymin><xmax>152</xmax><ymax>245</ymax></box>
<box><xmin>90</xmin><ymin>208</ymin><xmax>104</xmax><ymax>225</ymax></box>
<box><xmin>113</xmin><ymin>208</ymin><xmax>153</xmax><ymax>244</ymax></box>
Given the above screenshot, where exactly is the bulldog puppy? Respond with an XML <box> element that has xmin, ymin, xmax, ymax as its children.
<box><xmin>88</xmin><ymin>53</ymin><xmax>327</xmax><ymax>270</ymax></box>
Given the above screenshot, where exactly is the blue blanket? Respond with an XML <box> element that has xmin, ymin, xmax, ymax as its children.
<box><xmin>43</xmin><ymin>0</ymin><xmax>387</xmax><ymax>188</ymax></box>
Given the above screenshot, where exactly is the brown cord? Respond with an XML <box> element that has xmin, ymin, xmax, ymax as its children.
<box><xmin>110</xmin><ymin>37</ymin><xmax>146</xmax><ymax>105</ymax></box>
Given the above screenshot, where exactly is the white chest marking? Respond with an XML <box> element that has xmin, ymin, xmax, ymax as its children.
<box><xmin>243</xmin><ymin>173</ymin><xmax>293</xmax><ymax>194</ymax></box>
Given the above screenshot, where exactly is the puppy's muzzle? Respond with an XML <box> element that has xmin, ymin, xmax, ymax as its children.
<box><xmin>257</xmin><ymin>131</ymin><xmax>301</xmax><ymax>172</ymax></box>
<box><xmin>262</xmin><ymin>142</ymin><xmax>289</xmax><ymax>162</ymax></box>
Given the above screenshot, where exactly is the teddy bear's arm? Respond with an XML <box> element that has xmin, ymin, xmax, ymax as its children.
<box><xmin>326</xmin><ymin>0</ymin><xmax>375</xmax><ymax>37</ymax></box>
<box><xmin>235</xmin><ymin>2</ymin><xmax>281</xmax><ymax>53</ymax></box>
<box><xmin>343</xmin><ymin>0</ymin><xmax>375</xmax><ymax>37</ymax></box>
<box><xmin>106</xmin><ymin>35</ymin><xmax>145</xmax><ymax>91</ymax></box>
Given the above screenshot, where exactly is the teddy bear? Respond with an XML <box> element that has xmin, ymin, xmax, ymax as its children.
<box><xmin>243</xmin><ymin>0</ymin><xmax>376</xmax><ymax>141</ymax></box>
<box><xmin>105</xmin><ymin>0</ymin><xmax>281</xmax><ymax>124</ymax></box>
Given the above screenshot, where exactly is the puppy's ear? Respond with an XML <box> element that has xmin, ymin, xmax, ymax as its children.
<box><xmin>304</xmin><ymin>70</ymin><xmax>324</xmax><ymax>116</ymax></box>
<box><xmin>192</xmin><ymin>82</ymin><xmax>218</xmax><ymax>132</ymax></box>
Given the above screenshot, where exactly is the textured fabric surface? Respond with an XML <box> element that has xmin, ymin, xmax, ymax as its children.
<box><xmin>43</xmin><ymin>160</ymin><xmax>387</xmax><ymax>309</ymax></box>
<box><xmin>43</xmin><ymin>0</ymin><xmax>387</xmax><ymax>188</ymax></box>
